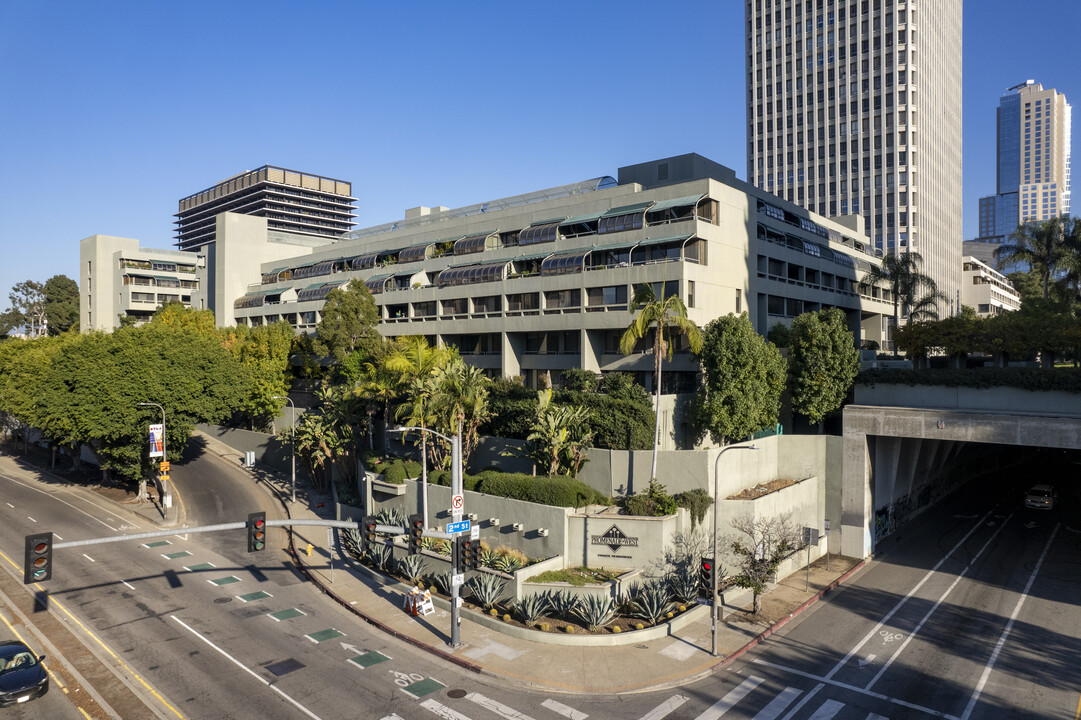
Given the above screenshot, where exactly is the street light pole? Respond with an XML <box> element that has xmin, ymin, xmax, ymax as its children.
<box><xmin>272</xmin><ymin>395</ymin><xmax>296</xmax><ymax>503</ymax></box>
<box><xmin>393</xmin><ymin>425</ymin><xmax>463</xmax><ymax>649</ymax></box>
<box><xmin>137</xmin><ymin>402</ymin><xmax>168</xmax><ymax>520</ymax></box>
<box><xmin>712</xmin><ymin>442</ymin><xmax>758</xmax><ymax>657</ymax></box>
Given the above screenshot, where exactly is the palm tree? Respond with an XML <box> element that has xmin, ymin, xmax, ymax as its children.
<box><xmin>430</xmin><ymin>357</ymin><xmax>491</xmax><ymax>468</ymax></box>
<box><xmin>619</xmin><ymin>283</ymin><xmax>703</xmax><ymax>481</ymax></box>
<box><xmin>354</xmin><ymin>362</ymin><xmax>399</xmax><ymax>453</ymax></box>
<box><xmin>994</xmin><ymin>218</ymin><xmax>1070</xmax><ymax>301</ymax></box>
<box><xmin>858</xmin><ymin>251</ymin><xmax>940</xmax><ymax>355</ymax></box>
<box><xmin>386</xmin><ymin>336</ymin><xmax>452</xmax><ymax>485</ymax></box>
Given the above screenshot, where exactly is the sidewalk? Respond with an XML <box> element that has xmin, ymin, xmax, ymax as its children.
<box><xmin>135</xmin><ymin>433</ymin><xmax>868</xmax><ymax>694</ymax></box>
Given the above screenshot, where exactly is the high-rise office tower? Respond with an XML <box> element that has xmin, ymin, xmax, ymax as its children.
<box><xmin>746</xmin><ymin>0</ymin><xmax>963</xmax><ymax>309</ymax></box>
<box><xmin>978</xmin><ymin>81</ymin><xmax>1072</xmax><ymax>243</ymax></box>
<box><xmin>175</xmin><ymin>165</ymin><xmax>356</xmax><ymax>252</ymax></box>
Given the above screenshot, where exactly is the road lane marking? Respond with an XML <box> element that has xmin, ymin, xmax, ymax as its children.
<box><xmin>170</xmin><ymin>615</ymin><xmax>322</xmax><ymax>719</ymax></box>
<box><xmin>5</xmin><ymin>502</ymin><xmax>12</xmax><ymax>508</ymax></box>
<box><xmin>208</xmin><ymin>576</ymin><xmax>241</xmax><ymax>586</ymax></box>
<box><xmin>269</xmin><ymin>608</ymin><xmax>306</xmax><ymax>621</ymax></box>
<box><xmin>0</xmin><ymin>476</ymin><xmax>122</xmax><ymax>531</ymax></box>
<box><xmin>421</xmin><ymin>699</ymin><xmax>472</xmax><ymax>719</ymax></box>
<box><xmin>756</xmin><ymin>659</ymin><xmax>955</xmax><ymax>718</ymax></box>
<box><xmin>639</xmin><ymin>694</ymin><xmax>688</xmax><ymax>720</ymax></box>
<box><xmin>959</xmin><ymin>523</ymin><xmax>1060</xmax><ymax>720</ymax></box>
<box><xmin>305</xmin><ymin>628</ymin><xmax>344</xmax><ymax>643</ymax></box>
<box><xmin>467</xmin><ymin>691</ymin><xmax>538</xmax><ymax>719</ymax></box>
<box><xmin>806</xmin><ymin>699</ymin><xmax>844</xmax><ymax>719</ymax></box>
<box><xmin>402</xmin><ymin>677</ymin><xmax>445</xmax><ymax>699</ymax></box>
<box><xmin>163</xmin><ymin>551</ymin><xmax>192</xmax><ymax>560</ymax></box>
<box><xmin>694</xmin><ymin>676</ymin><xmax>764</xmax><ymax>719</ymax></box>
<box><xmin>824</xmin><ymin>510</ymin><xmax>1002</xmax><ymax>682</ymax></box>
<box><xmin>867</xmin><ymin>512</ymin><xmax>1013</xmax><ymax>689</ymax></box>
<box><xmin>543</xmin><ymin>698</ymin><xmax>587</xmax><ymax>719</ymax></box>
<box><xmin>27</xmin><ymin>516</ymin><xmax>36</xmax><ymax>522</ymax></box>
<box><xmin>751</xmin><ymin>687</ymin><xmax>801</xmax><ymax>719</ymax></box>
<box><xmin>82</xmin><ymin>554</ymin><xmax>95</xmax><ymax>562</ymax></box>
<box><xmin>122</xmin><ymin>581</ymin><xmax>136</xmax><ymax>590</ymax></box>
<box><xmin>237</xmin><ymin>591</ymin><xmax>272</xmax><ymax>602</ymax></box>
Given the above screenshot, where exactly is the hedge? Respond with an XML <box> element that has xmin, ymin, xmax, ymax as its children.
<box><xmin>381</xmin><ymin>460</ymin><xmax>407</xmax><ymax>484</ymax></box>
<box><xmin>856</xmin><ymin>367</ymin><xmax>1081</xmax><ymax>393</ymax></box>
<box><xmin>427</xmin><ymin>468</ymin><xmax>607</xmax><ymax>507</ymax></box>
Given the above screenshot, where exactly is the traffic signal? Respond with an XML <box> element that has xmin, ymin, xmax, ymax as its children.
<box><xmin>360</xmin><ymin>516</ymin><xmax>377</xmax><ymax>555</ymax></box>
<box><xmin>408</xmin><ymin>514</ymin><xmax>423</xmax><ymax>555</ymax></box>
<box><xmin>699</xmin><ymin>557</ymin><xmax>715</xmax><ymax>591</ymax></box>
<box><xmin>24</xmin><ymin>533</ymin><xmax>53</xmax><ymax>584</ymax></box>
<box><xmin>461</xmin><ymin>538</ymin><xmax>480</xmax><ymax>571</ymax></box>
<box><xmin>247</xmin><ymin>511</ymin><xmax>266</xmax><ymax>552</ymax></box>
<box><xmin>453</xmin><ymin>537</ymin><xmax>465</xmax><ymax>569</ymax></box>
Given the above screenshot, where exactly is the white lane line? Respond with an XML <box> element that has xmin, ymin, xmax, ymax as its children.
<box><xmin>756</xmin><ymin>659</ymin><xmax>955</xmax><ymax>719</ymax></box>
<box><xmin>806</xmin><ymin>699</ymin><xmax>845</xmax><ymax>719</ymax></box>
<box><xmin>959</xmin><ymin>524</ymin><xmax>1060</xmax><ymax>720</ymax></box>
<box><xmin>866</xmin><ymin>714</ymin><xmax>890</xmax><ymax>720</ymax></box>
<box><xmin>780</xmin><ymin>683</ymin><xmax>823</xmax><ymax>720</ymax></box>
<box><xmin>83</xmin><ymin>554</ymin><xmax>95</xmax><ymax>562</ymax></box>
<box><xmin>751</xmin><ymin>687</ymin><xmax>801</xmax><ymax>719</ymax></box>
<box><xmin>27</xmin><ymin>516</ymin><xmax>37</xmax><ymax>523</ymax></box>
<box><xmin>122</xmin><ymin>581</ymin><xmax>136</xmax><ymax>590</ymax></box>
<box><xmin>639</xmin><ymin>695</ymin><xmax>689</xmax><ymax>720</ymax></box>
<box><xmin>542</xmin><ymin>699</ymin><xmax>587</xmax><ymax>720</ymax></box>
<box><xmin>170</xmin><ymin>615</ymin><xmax>323</xmax><ymax>720</ymax></box>
<box><xmin>54</xmin><ymin>534</ymin><xmax>63</xmax><ymax>541</ymax></box>
<box><xmin>2</xmin><ymin>476</ymin><xmax>121</xmax><ymax>531</ymax></box>
<box><xmin>420</xmin><ymin>699</ymin><xmax>473</xmax><ymax>719</ymax></box>
<box><xmin>694</xmin><ymin>676</ymin><xmax>764</xmax><ymax>719</ymax></box>
<box><xmin>866</xmin><ymin>512</ymin><xmax>1013</xmax><ymax>689</ymax></box>
<box><xmin>466</xmin><ymin>692</ymin><xmax>536</xmax><ymax>719</ymax></box>
<box><xmin>824</xmin><ymin>510</ymin><xmax>999</xmax><ymax>681</ymax></box>
<box><xmin>5</xmin><ymin>502</ymin><xmax>13</xmax><ymax>508</ymax></box>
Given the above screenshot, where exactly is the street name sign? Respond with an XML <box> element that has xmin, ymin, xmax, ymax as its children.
<box><xmin>446</xmin><ymin>520</ymin><xmax>471</xmax><ymax>534</ymax></box>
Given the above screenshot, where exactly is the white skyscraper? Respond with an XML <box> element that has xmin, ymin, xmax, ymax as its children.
<box><xmin>746</xmin><ymin>0</ymin><xmax>963</xmax><ymax>310</ymax></box>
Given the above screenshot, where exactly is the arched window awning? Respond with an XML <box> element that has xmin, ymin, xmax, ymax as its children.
<box><xmin>629</xmin><ymin>234</ymin><xmax>694</xmax><ymax>264</ymax></box>
<box><xmin>541</xmin><ymin>250</ymin><xmax>589</xmax><ymax>276</ymax></box>
<box><xmin>297</xmin><ymin>282</ymin><xmax>346</xmax><ymax>303</ymax></box>
<box><xmin>261</xmin><ymin>267</ymin><xmax>288</xmax><ymax>284</ymax></box>
<box><xmin>453</xmin><ymin>231</ymin><xmax>499</xmax><ymax>255</ymax></box>
<box><xmin>646</xmin><ymin>194</ymin><xmax>705</xmax><ymax>224</ymax></box>
<box><xmin>399</xmin><ymin>242</ymin><xmax>436</xmax><ymax>264</ymax></box>
<box><xmin>519</xmin><ymin>219</ymin><xmax>564</xmax><ymax>246</ymax></box>
<box><xmin>436</xmin><ymin>262</ymin><xmax>509</xmax><ymax>288</ymax></box>
<box><xmin>234</xmin><ymin>288</ymin><xmax>283</xmax><ymax>309</ymax></box>
<box><xmin>350</xmin><ymin>253</ymin><xmax>380</xmax><ymax>270</ymax></box>
<box><xmin>365</xmin><ymin>273</ymin><xmax>393</xmax><ymax>294</ymax></box>
<box><xmin>598</xmin><ymin>201</ymin><xmax>652</xmax><ymax>234</ymax></box>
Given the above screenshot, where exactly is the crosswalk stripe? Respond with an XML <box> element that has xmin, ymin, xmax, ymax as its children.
<box><xmin>806</xmin><ymin>699</ymin><xmax>845</xmax><ymax>720</ymax></box>
<box><xmin>639</xmin><ymin>695</ymin><xmax>689</xmax><ymax>720</ymax></box>
<box><xmin>542</xmin><ymin>699</ymin><xmax>587</xmax><ymax>720</ymax></box>
<box><xmin>421</xmin><ymin>698</ymin><xmax>473</xmax><ymax>719</ymax></box>
<box><xmin>752</xmin><ymin>687</ymin><xmax>802</xmax><ymax>720</ymax></box>
<box><xmin>694</xmin><ymin>676</ymin><xmax>765</xmax><ymax>720</ymax></box>
<box><xmin>466</xmin><ymin>692</ymin><xmax>537</xmax><ymax>720</ymax></box>
<box><xmin>864</xmin><ymin>715</ymin><xmax>889</xmax><ymax>720</ymax></box>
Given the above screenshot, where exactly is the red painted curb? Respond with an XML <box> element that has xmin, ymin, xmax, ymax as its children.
<box><xmin>715</xmin><ymin>559</ymin><xmax>868</xmax><ymax>669</ymax></box>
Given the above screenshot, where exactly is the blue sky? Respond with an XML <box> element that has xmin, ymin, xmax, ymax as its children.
<box><xmin>1</xmin><ymin>1</ymin><xmax>1079</xmax><ymax>306</ymax></box>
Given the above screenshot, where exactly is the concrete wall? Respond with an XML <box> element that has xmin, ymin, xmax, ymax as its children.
<box><xmin>566</xmin><ymin>510</ymin><xmax>688</xmax><ymax>572</ymax></box>
<box><xmin>855</xmin><ymin>383</ymin><xmax>1081</xmax><ymax>417</ymax></box>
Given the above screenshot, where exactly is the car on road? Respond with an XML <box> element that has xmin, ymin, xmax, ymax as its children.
<box><xmin>0</xmin><ymin>640</ymin><xmax>48</xmax><ymax>707</ymax></box>
<box><xmin>1024</xmin><ymin>484</ymin><xmax>1057</xmax><ymax>510</ymax></box>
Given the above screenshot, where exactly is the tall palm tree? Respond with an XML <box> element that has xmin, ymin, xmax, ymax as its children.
<box><xmin>619</xmin><ymin>283</ymin><xmax>703</xmax><ymax>481</ymax></box>
<box><xmin>430</xmin><ymin>357</ymin><xmax>491</xmax><ymax>468</ymax></box>
<box><xmin>994</xmin><ymin>218</ymin><xmax>1070</xmax><ymax>301</ymax></box>
<box><xmin>354</xmin><ymin>362</ymin><xmax>399</xmax><ymax>453</ymax></box>
<box><xmin>858</xmin><ymin>251</ymin><xmax>940</xmax><ymax>355</ymax></box>
<box><xmin>386</xmin><ymin>336</ymin><xmax>452</xmax><ymax>483</ymax></box>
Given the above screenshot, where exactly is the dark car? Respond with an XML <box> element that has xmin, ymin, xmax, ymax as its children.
<box><xmin>0</xmin><ymin>640</ymin><xmax>48</xmax><ymax>707</ymax></box>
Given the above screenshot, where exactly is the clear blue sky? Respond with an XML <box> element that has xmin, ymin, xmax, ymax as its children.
<box><xmin>1</xmin><ymin>1</ymin><xmax>1079</xmax><ymax>306</ymax></box>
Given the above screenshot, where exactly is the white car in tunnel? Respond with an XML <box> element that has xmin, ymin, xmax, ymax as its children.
<box><xmin>1024</xmin><ymin>484</ymin><xmax>1056</xmax><ymax>510</ymax></box>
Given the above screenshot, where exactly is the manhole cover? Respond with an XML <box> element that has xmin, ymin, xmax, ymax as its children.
<box><xmin>447</xmin><ymin>689</ymin><xmax>467</xmax><ymax>699</ymax></box>
<box><xmin>266</xmin><ymin>658</ymin><xmax>305</xmax><ymax>676</ymax></box>
<box><xmin>214</xmin><ymin>597</ymin><xmax>232</xmax><ymax>604</ymax></box>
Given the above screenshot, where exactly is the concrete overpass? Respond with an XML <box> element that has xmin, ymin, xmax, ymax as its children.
<box><xmin>840</xmin><ymin>383</ymin><xmax>1081</xmax><ymax>558</ymax></box>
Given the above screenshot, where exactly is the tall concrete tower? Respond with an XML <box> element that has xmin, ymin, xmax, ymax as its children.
<box><xmin>746</xmin><ymin>0</ymin><xmax>963</xmax><ymax>311</ymax></box>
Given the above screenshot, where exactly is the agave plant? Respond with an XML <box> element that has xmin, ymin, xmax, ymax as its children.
<box><xmin>421</xmin><ymin>536</ymin><xmax>449</xmax><ymax>554</ymax></box>
<box><xmin>493</xmin><ymin>554</ymin><xmax>525</xmax><ymax>574</ymax></box>
<box><xmin>341</xmin><ymin>527</ymin><xmax>363</xmax><ymax>557</ymax></box>
<box><xmin>632</xmin><ymin>581</ymin><xmax>673</xmax><ymax>625</ymax></box>
<box><xmin>466</xmin><ymin>573</ymin><xmax>505</xmax><ymax>609</ymax></box>
<box><xmin>366</xmin><ymin>543</ymin><xmax>392</xmax><ymax>571</ymax></box>
<box><xmin>572</xmin><ymin>594</ymin><xmax>615</xmax><ymax>631</ymax></box>
<box><xmin>431</xmin><ymin>570</ymin><xmax>454</xmax><ymax>596</ymax></box>
<box><xmin>376</xmin><ymin>507</ymin><xmax>406</xmax><ymax>529</ymax></box>
<box><xmin>667</xmin><ymin>566</ymin><xmax>700</xmax><ymax>604</ymax></box>
<box><xmin>514</xmin><ymin>593</ymin><xmax>549</xmax><ymax>626</ymax></box>
<box><xmin>479</xmin><ymin>550</ymin><xmax>499</xmax><ymax>568</ymax></box>
<box><xmin>545</xmin><ymin>589</ymin><xmax>580</xmax><ymax>620</ymax></box>
<box><xmin>396</xmin><ymin>554</ymin><xmax>425</xmax><ymax>585</ymax></box>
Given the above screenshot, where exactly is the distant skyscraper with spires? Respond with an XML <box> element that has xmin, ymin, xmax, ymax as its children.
<box><xmin>978</xmin><ymin>80</ymin><xmax>1072</xmax><ymax>244</ymax></box>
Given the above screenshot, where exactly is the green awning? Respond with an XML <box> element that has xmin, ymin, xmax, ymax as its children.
<box><xmin>364</xmin><ymin>273</ymin><xmax>394</xmax><ymax>282</ymax></box>
<box><xmin>559</xmin><ymin>211</ymin><xmax>604</xmax><ymax>226</ymax></box>
<box><xmin>647</xmin><ymin>194</ymin><xmax>704</xmax><ymax>213</ymax></box>
<box><xmin>529</xmin><ymin>217</ymin><xmax>567</xmax><ymax>227</ymax></box>
<box><xmin>601</xmin><ymin>201</ymin><xmax>653</xmax><ymax>217</ymax></box>
<box><xmin>634</xmin><ymin>233</ymin><xmax>693</xmax><ymax>247</ymax></box>
<box><xmin>513</xmin><ymin>252</ymin><xmax>554</xmax><ymax>262</ymax></box>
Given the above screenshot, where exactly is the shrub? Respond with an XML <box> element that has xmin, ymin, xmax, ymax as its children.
<box><xmin>421</xmin><ymin>536</ymin><xmax>449</xmax><ymax>555</ymax></box>
<box><xmin>472</xmin><ymin>471</ymin><xmax>608</xmax><ymax>508</ymax></box>
<box><xmin>382</xmin><ymin>460</ymin><xmax>407</xmax><ymax>484</ymax></box>
<box><xmin>431</xmin><ymin>571</ymin><xmax>453</xmax><ymax>596</ymax></box>
<box><xmin>572</xmin><ymin>595</ymin><xmax>615</xmax><ymax>631</ymax></box>
<box><xmin>621</xmin><ymin>480</ymin><xmax>678</xmax><ymax>517</ymax></box>
<box><xmin>514</xmin><ymin>594</ymin><xmax>549</xmax><ymax>626</ymax></box>
<box><xmin>503</xmin><ymin>614</ymin><xmax>512</xmax><ymax>623</ymax></box>
<box><xmin>402</xmin><ymin>459</ymin><xmax>422</xmax><ymax>478</ymax></box>
<box><xmin>565</xmin><ymin>625</ymin><xmax>574</xmax><ymax>634</ymax></box>
<box><xmin>366</xmin><ymin>543</ymin><xmax>391</xmax><ymax>571</ymax></box>
<box><xmin>545</xmin><ymin>590</ymin><xmax>581</xmax><ymax>620</ymax></box>
<box><xmin>539</xmin><ymin>623</ymin><xmax>550</xmax><ymax>632</ymax></box>
<box><xmin>635</xmin><ymin>623</ymin><xmax>644</xmax><ymax>630</ymax></box>
<box><xmin>612</xmin><ymin>625</ymin><xmax>621</xmax><ymax>633</ymax></box>
<box><xmin>561</xmin><ymin>368</ymin><xmax>599</xmax><ymax>392</ymax></box>
<box><xmin>676</xmin><ymin>488</ymin><xmax>712</xmax><ymax>529</ymax></box>
<box><xmin>396</xmin><ymin>554</ymin><xmax>425</xmax><ymax>584</ymax></box>
<box><xmin>493</xmin><ymin>553</ymin><xmax>525</xmax><ymax>574</ymax></box>
<box><xmin>466</xmin><ymin>573</ymin><xmax>505</xmax><ymax>609</ymax></box>
<box><xmin>667</xmin><ymin>567</ymin><xmax>701</xmax><ymax>604</ymax></box>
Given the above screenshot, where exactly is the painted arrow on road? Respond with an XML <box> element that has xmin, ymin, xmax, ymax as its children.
<box><xmin>858</xmin><ymin>654</ymin><xmax>877</xmax><ymax>668</ymax></box>
<box><xmin>1024</xmin><ymin>521</ymin><xmax>1038</xmax><ymax>529</ymax></box>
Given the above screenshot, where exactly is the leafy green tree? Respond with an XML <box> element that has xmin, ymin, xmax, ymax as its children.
<box><xmin>221</xmin><ymin>321</ymin><xmax>294</xmax><ymax>430</ymax></box>
<box><xmin>522</xmin><ymin>388</ymin><xmax>592</xmax><ymax>477</ymax></box>
<box><xmin>314</xmin><ymin>280</ymin><xmax>381</xmax><ymax>362</ymax></box>
<box><xmin>788</xmin><ymin>309</ymin><xmax>860</xmax><ymax>429</ymax></box>
<box><xmin>430</xmin><ymin>357</ymin><xmax>490</xmax><ymax>469</ymax></box>
<box><xmin>151</xmin><ymin>302</ymin><xmax>217</xmax><ymax>334</ymax></box>
<box><xmin>858</xmin><ymin>251</ymin><xmax>943</xmax><ymax>355</ymax></box>
<box><xmin>619</xmin><ymin>283</ymin><xmax>702</xmax><ymax>481</ymax></box>
<box><xmin>3</xmin><ymin>280</ymin><xmax>47</xmax><ymax>337</ymax></box>
<box><xmin>43</xmin><ymin>275</ymin><xmax>80</xmax><ymax>335</ymax></box>
<box><xmin>995</xmin><ymin>218</ymin><xmax>1072</xmax><ymax>301</ymax></box>
<box><xmin>691</xmin><ymin>313</ymin><xmax>786</xmax><ymax>446</ymax></box>
<box><xmin>766</xmin><ymin>322</ymin><xmax>793</xmax><ymax>348</ymax></box>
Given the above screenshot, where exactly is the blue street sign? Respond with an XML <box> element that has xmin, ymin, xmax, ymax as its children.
<box><xmin>446</xmin><ymin>520</ymin><xmax>471</xmax><ymax>534</ymax></box>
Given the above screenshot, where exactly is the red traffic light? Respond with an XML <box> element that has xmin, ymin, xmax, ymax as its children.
<box><xmin>702</xmin><ymin>561</ymin><xmax>712</xmax><ymax>571</ymax></box>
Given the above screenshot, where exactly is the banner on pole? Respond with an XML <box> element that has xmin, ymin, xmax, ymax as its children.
<box><xmin>149</xmin><ymin>424</ymin><xmax>164</xmax><ymax>458</ymax></box>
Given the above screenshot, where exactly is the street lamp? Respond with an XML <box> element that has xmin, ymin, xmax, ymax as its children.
<box><xmin>711</xmin><ymin>442</ymin><xmax>758</xmax><ymax>657</ymax></box>
<box><xmin>272</xmin><ymin>395</ymin><xmax>296</xmax><ymax>503</ymax></box>
<box><xmin>137</xmin><ymin>402</ymin><xmax>168</xmax><ymax>520</ymax></box>
<box><xmin>392</xmin><ymin>424</ymin><xmax>464</xmax><ymax>649</ymax></box>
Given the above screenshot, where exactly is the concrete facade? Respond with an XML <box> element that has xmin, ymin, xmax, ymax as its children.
<box><xmin>961</xmin><ymin>255</ymin><xmax>1021</xmax><ymax>316</ymax></box>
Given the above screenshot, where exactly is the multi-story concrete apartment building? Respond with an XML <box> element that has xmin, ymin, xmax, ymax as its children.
<box><xmin>977</xmin><ymin>80</ymin><xmax>1072</xmax><ymax>245</ymax></box>
<box><xmin>745</xmin><ymin>0</ymin><xmax>963</xmax><ymax>311</ymax></box>
<box><xmin>960</xmin><ymin>256</ymin><xmax>1021</xmax><ymax>317</ymax></box>
<box><xmin>174</xmin><ymin>165</ymin><xmax>356</xmax><ymax>252</ymax></box>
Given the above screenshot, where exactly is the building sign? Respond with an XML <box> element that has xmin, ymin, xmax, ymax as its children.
<box><xmin>148</xmin><ymin>424</ymin><xmax>164</xmax><ymax>458</ymax></box>
<box><xmin>591</xmin><ymin>525</ymin><xmax>639</xmax><ymax>554</ymax></box>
